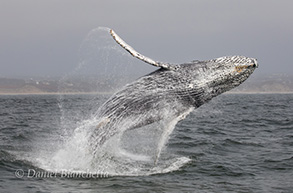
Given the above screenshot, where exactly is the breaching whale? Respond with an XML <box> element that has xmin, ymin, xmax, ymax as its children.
<box><xmin>91</xmin><ymin>29</ymin><xmax>258</xmax><ymax>150</ymax></box>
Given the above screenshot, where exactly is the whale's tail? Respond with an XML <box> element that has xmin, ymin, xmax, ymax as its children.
<box><xmin>110</xmin><ymin>29</ymin><xmax>177</xmax><ymax>71</ymax></box>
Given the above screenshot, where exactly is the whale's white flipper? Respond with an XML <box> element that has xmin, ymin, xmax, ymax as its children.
<box><xmin>110</xmin><ymin>29</ymin><xmax>176</xmax><ymax>70</ymax></box>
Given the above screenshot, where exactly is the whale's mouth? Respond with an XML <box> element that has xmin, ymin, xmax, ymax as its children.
<box><xmin>235</xmin><ymin>58</ymin><xmax>258</xmax><ymax>73</ymax></box>
<box><xmin>235</xmin><ymin>64</ymin><xmax>256</xmax><ymax>73</ymax></box>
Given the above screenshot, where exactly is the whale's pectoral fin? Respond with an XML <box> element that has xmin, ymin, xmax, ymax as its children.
<box><xmin>110</xmin><ymin>29</ymin><xmax>177</xmax><ymax>71</ymax></box>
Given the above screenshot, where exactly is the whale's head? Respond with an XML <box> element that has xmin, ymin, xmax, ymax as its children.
<box><xmin>204</xmin><ymin>55</ymin><xmax>258</xmax><ymax>95</ymax></box>
<box><xmin>184</xmin><ymin>55</ymin><xmax>258</xmax><ymax>98</ymax></box>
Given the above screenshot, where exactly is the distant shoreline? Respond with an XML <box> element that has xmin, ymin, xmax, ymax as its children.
<box><xmin>0</xmin><ymin>91</ymin><xmax>292</xmax><ymax>96</ymax></box>
<box><xmin>226</xmin><ymin>91</ymin><xmax>293</xmax><ymax>94</ymax></box>
<box><xmin>0</xmin><ymin>92</ymin><xmax>113</xmax><ymax>96</ymax></box>
<box><xmin>1</xmin><ymin>75</ymin><xmax>292</xmax><ymax>96</ymax></box>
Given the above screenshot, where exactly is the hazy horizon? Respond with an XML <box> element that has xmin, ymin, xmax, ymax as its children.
<box><xmin>1</xmin><ymin>0</ymin><xmax>292</xmax><ymax>78</ymax></box>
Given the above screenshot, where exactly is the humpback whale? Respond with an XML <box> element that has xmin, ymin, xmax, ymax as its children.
<box><xmin>91</xmin><ymin>29</ymin><xmax>258</xmax><ymax>149</ymax></box>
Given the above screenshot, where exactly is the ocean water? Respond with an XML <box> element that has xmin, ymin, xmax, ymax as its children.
<box><xmin>0</xmin><ymin>93</ymin><xmax>292</xmax><ymax>193</ymax></box>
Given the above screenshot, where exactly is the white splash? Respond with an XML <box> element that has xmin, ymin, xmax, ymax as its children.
<box><xmin>33</xmin><ymin>105</ymin><xmax>192</xmax><ymax>177</ymax></box>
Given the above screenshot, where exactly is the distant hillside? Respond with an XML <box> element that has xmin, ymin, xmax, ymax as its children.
<box><xmin>0</xmin><ymin>74</ymin><xmax>292</xmax><ymax>94</ymax></box>
<box><xmin>0</xmin><ymin>78</ymin><xmax>58</xmax><ymax>94</ymax></box>
<box><xmin>229</xmin><ymin>74</ymin><xmax>293</xmax><ymax>93</ymax></box>
<box><xmin>0</xmin><ymin>76</ymin><xmax>132</xmax><ymax>94</ymax></box>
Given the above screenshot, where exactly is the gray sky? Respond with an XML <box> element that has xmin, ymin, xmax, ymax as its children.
<box><xmin>0</xmin><ymin>0</ymin><xmax>292</xmax><ymax>78</ymax></box>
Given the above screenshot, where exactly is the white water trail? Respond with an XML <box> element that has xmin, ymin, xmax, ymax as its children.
<box><xmin>155</xmin><ymin>117</ymin><xmax>183</xmax><ymax>165</ymax></box>
<box><xmin>154</xmin><ymin>108</ymin><xmax>194</xmax><ymax>165</ymax></box>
